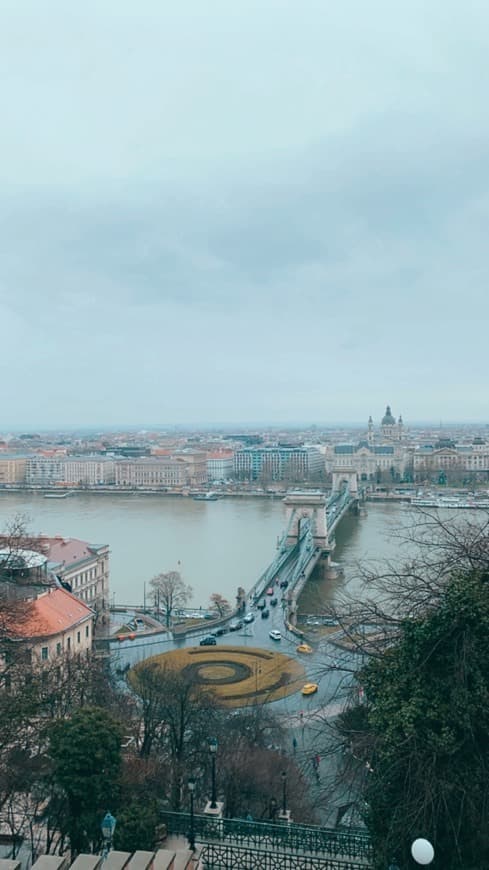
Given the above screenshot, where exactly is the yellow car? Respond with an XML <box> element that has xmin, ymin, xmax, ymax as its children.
<box><xmin>296</xmin><ymin>643</ymin><xmax>313</xmax><ymax>655</ymax></box>
<box><xmin>301</xmin><ymin>683</ymin><xmax>319</xmax><ymax>696</ymax></box>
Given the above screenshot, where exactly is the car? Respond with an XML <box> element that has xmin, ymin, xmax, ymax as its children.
<box><xmin>266</xmin><ymin>587</ymin><xmax>274</xmax><ymax>596</ymax></box>
<box><xmin>243</xmin><ymin>613</ymin><xmax>255</xmax><ymax>623</ymax></box>
<box><xmin>301</xmin><ymin>682</ymin><xmax>319</xmax><ymax>696</ymax></box>
<box><xmin>269</xmin><ymin>629</ymin><xmax>281</xmax><ymax>641</ymax></box>
<box><xmin>280</xmin><ymin>579</ymin><xmax>289</xmax><ymax>589</ymax></box>
<box><xmin>256</xmin><ymin>600</ymin><xmax>266</xmax><ymax>610</ymax></box>
<box><xmin>211</xmin><ymin>627</ymin><xmax>228</xmax><ymax>636</ymax></box>
<box><xmin>200</xmin><ymin>635</ymin><xmax>217</xmax><ymax>646</ymax></box>
<box><xmin>229</xmin><ymin>620</ymin><xmax>243</xmax><ymax>632</ymax></box>
<box><xmin>270</xmin><ymin>598</ymin><xmax>278</xmax><ymax>607</ymax></box>
<box><xmin>296</xmin><ymin>643</ymin><xmax>313</xmax><ymax>654</ymax></box>
<box><xmin>261</xmin><ymin>609</ymin><xmax>270</xmax><ymax>619</ymax></box>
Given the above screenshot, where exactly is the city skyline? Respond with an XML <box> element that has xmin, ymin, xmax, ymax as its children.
<box><xmin>1</xmin><ymin>1</ymin><xmax>489</xmax><ymax>426</ymax></box>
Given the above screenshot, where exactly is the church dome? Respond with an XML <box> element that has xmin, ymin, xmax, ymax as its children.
<box><xmin>381</xmin><ymin>405</ymin><xmax>396</xmax><ymax>426</ymax></box>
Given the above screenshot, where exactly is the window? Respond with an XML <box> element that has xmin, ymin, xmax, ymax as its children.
<box><xmin>41</xmin><ymin>646</ymin><xmax>49</xmax><ymax>661</ymax></box>
<box><xmin>56</xmin><ymin>642</ymin><xmax>62</xmax><ymax>656</ymax></box>
<box><xmin>77</xmin><ymin>631</ymin><xmax>81</xmax><ymax>643</ymax></box>
<box><xmin>85</xmin><ymin>625</ymin><xmax>90</xmax><ymax>638</ymax></box>
<box><xmin>67</xmin><ymin>637</ymin><xmax>71</xmax><ymax>650</ymax></box>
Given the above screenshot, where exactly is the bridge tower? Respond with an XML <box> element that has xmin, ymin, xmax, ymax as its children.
<box><xmin>331</xmin><ymin>466</ymin><xmax>359</xmax><ymax>496</ymax></box>
<box><xmin>282</xmin><ymin>491</ymin><xmax>328</xmax><ymax>549</ymax></box>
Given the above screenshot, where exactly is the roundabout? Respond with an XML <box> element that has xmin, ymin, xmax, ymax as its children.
<box><xmin>130</xmin><ymin>645</ymin><xmax>306</xmax><ymax>707</ymax></box>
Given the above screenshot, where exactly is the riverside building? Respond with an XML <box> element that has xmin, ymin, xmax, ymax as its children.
<box><xmin>234</xmin><ymin>446</ymin><xmax>323</xmax><ymax>481</ymax></box>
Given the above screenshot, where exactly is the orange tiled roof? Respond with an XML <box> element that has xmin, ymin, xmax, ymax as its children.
<box><xmin>14</xmin><ymin>588</ymin><xmax>93</xmax><ymax>639</ymax></box>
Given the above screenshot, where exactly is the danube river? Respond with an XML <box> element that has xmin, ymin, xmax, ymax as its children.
<box><xmin>0</xmin><ymin>493</ymin><xmax>407</xmax><ymax>608</ymax></box>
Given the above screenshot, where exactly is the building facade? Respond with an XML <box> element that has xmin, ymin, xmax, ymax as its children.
<box><xmin>326</xmin><ymin>442</ymin><xmax>408</xmax><ymax>481</ymax></box>
<box><xmin>6</xmin><ymin>587</ymin><xmax>94</xmax><ymax>667</ymax></box>
<box><xmin>41</xmin><ymin>536</ymin><xmax>110</xmax><ymax>629</ymax></box>
<box><xmin>63</xmin><ymin>457</ymin><xmax>115</xmax><ymax>485</ymax></box>
<box><xmin>234</xmin><ymin>447</ymin><xmax>323</xmax><ymax>481</ymax></box>
<box><xmin>0</xmin><ymin>456</ymin><xmax>27</xmax><ymax>484</ymax></box>
<box><xmin>207</xmin><ymin>451</ymin><xmax>235</xmax><ymax>482</ymax></box>
<box><xmin>114</xmin><ymin>458</ymin><xmax>189</xmax><ymax>488</ymax></box>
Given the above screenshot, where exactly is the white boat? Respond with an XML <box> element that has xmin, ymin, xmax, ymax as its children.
<box><xmin>43</xmin><ymin>492</ymin><xmax>73</xmax><ymax>499</ymax></box>
<box><xmin>193</xmin><ymin>492</ymin><xmax>219</xmax><ymax>501</ymax></box>
<box><xmin>410</xmin><ymin>497</ymin><xmax>489</xmax><ymax>510</ymax></box>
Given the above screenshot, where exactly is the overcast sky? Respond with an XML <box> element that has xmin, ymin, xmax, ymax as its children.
<box><xmin>1</xmin><ymin>0</ymin><xmax>488</xmax><ymax>427</ymax></box>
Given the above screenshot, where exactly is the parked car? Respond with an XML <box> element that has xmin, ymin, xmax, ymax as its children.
<box><xmin>256</xmin><ymin>600</ymin><xmax>266</xmax><ymax>610</ymax></box>
<box><xmin>280</xmin><ymin>579</ymin><xmax>289</xmax><ymax>589</ymax></box>
<box><xmin>200</xmin><ymin>636</ymin><xmax>217</xmax><ymax>646</ymax></box>
<box><xmin>266</xmin><ymin>587</ymin><xmax>274</xmax><ymax>596</ymax></box>
<box><xmin>229</xmin><ymin>620</ymin><xmax>243</xmax><ymax>632</ymax></box>
<box><xmin>261</xmin><ymin>609</ymin><xmax>270</xmax><ymax>619</ymax></box>
<box><xmin>243</xmin><ymin>613</ymin><xmax>255</xmax><ymax>623</ymax></box>
<box><xmin>269</xmin><ymin>629</ymin><xmax>281</xmax><ymax>641</ymax></box>
<box><xmin>270</xmin><ymin>598</ymin><xmax>278</xmax><ymax>607</ymax></box>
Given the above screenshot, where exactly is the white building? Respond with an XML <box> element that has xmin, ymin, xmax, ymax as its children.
<box><xmin>64</xmin><ymin>457</ymin><xmax>115</xmax><ymax>485</ymax></box>
<box><xmin>41</xmin><ymin>536</ymin><xmax>110</xmax><ymax>630</ymax></box>
<box><xmin>207</xmin><ymin>451</ymin><xmax>234</xmax><ymax>482</ymax></box>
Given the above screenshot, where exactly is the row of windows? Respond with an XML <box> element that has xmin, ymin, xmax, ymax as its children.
<box><xmin>72</xmin><ymin>567</ymin><xmax>97</xmax><ymax>587</ymax></box>
<box><xmin>41</xmin><ymin>624</ymin><xmax>91</xmax><ymax>660</ymax></box>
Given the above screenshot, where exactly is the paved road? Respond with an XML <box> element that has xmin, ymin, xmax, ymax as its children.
<box><xmin>112</xmin><ymin>601</ymin><xmax>359</xmax><ymax>719</ymax></box>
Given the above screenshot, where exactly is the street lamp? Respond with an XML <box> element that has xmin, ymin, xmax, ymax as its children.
<box><xmin>187</xmin><ymin>778</ymin><xmax>196</xmax><ymax>852</ymax></box>
<box><xmin>209</xmin><ymin>737</ymin><xmax>218</xmax><ymax>809</ymax></box>
<box><xmin>281</xmin><ymin>770</ymin><xmax>287</xmax><ymax>815</ymax></box>
<box><xmin>411</xmin><ymin>838</ymin><xmax>435</xmax><ymax>865</ymax></box>
<box><xmin>100</xmin><ymin>811</ymin><xmax>116</xmax><ymax>858</ymax></box>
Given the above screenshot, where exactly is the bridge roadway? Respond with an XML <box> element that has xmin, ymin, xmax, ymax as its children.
<box><xmin>248</xmin><ymin>486</ymin><xmax>357</xmax><ymax>618</ymax></box>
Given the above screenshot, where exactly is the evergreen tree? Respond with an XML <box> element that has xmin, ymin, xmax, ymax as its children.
<box><xmin>47</xmin><ymin>707</ymin><xmax>122</xmax><ymax>856</ymax></box>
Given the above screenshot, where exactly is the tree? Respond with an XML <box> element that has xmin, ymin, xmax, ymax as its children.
<box><xmin>113</xmin><ymin>799</ymin><xmax>160</xmax><ymax>853</ymax></box>
<box><xmin>47</xmin><ymin>707</ymin><xmax>122</xmax><ymax>856</ymax></box>
<box><xmin>209</xmin><ymin>593</ymin><xmax>231</xmax><ymax>617</ymax></box>
<box><xmin>329</xmin><ymin>509</ymin><xmax>489</xmax><ymax>869</ymax></box>
<box><xmin>128</xmin><ymin>661</ymin><xmax>221</xmax><ymax>809</ymax></box>
<box><xmin>150</xmin><ymin>570</ymin><xmax>192</xmax><ymax>628</ymax></box>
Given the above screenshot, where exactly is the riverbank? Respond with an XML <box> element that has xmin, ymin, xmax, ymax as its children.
<box><xmin>0</xmin><ymin>486</ymin><xmax>289</xmax><ymax>499</ymax></box>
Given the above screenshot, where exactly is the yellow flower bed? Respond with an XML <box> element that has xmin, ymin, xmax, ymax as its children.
<box><xmin>130</xmin><ymin>645</ymin><xmax>305</xmax><ymax>708</ymax></box>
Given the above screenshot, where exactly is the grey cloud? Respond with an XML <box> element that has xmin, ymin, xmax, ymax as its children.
<box><xmin>1</xmin><ymin>1</ymin><xmax>489</xmax><ymax>424</ymax></box>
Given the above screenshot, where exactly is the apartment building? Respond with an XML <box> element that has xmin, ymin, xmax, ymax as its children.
<box><xmin>207</xmin><ymin>451</ymin><xmax>234</xmax><ymax>482</ymax></box>
<box><xmin>234</xmin><ymin>447</ymin><xmax>323</xmax><ymax>481</ymax></box>
<box><xmin>0</xmin><ymin>455</ymin><xmax>27</xmax><ymax>484</ymax></box>
<box><xmin>63</xmin><ymin>456</ymin><xmax>115</xmax><ymax>485</ymax></box>
<box><xmin>114</xmin><ymin>458</ymin><xmax>189</xmax><ymax>487</ymax></box>
<box><xmin>6</xmin><ymin>587</ymin><xmax>94</xmax><ymax>666</ymax></box>
<box><xmin>41</xmin><ymin>536</ymin><xmax>110</xmax><ymax>629</ymax></box>
<box><xmin>25</xmin><ymin>456</ymin><xmax>66</xmax><ymax>485</ymax></box>
<box><xmin>174</xmin><ymin>451</ymin><xmax>208</xmax><ymax>486</ymax></box>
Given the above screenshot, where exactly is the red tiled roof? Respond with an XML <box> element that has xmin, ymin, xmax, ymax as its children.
<box><xmin>41</xmin><ymin>536</ymin><xmax>96</xmax><ymax>567</ymax></box>
<box><xmin>13</xmin><ymin>588</ymin><xmax>93</xmax><ymax>639</ymax></box>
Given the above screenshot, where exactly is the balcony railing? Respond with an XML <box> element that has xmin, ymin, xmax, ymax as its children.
<box><xmin>160</xmin><ymin>811</ymin><xmax>371</xmax><ymax>862</ymax></box>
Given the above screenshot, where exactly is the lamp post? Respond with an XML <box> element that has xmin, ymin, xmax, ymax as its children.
<box><xmin>188</xmin><ymin>778</ymin><xmax>196</xmax><ymax>852</ymax></box>
<box><xmin>209</xmin><ymin>737</ymin><xmax>218</xmax><ymax>809</ymax></box>
<box><xmin>100</xmin><ymin>811</ymin><xmax>116</xmax><ymax>859</ymax></box>
<box><xmin>281</xmin><ymin>770</ymin><xmax>287</xmax><ymax>815</ymax></box>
